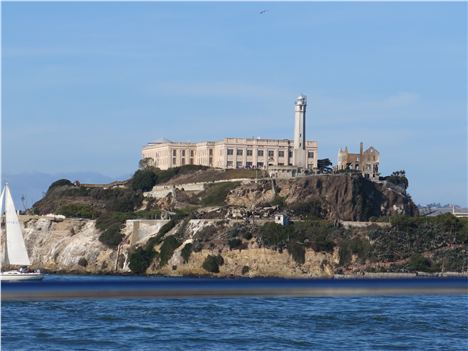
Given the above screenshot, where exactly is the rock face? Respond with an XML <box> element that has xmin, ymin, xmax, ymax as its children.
<box><xmin>22</xmin><ymin>216</ymin><xmax>117</xmax><ymax>273</ymax></box>
<box><xmin>228</xmin><ymin>174</ymin><xmax>418</xmax><ymax>221</ymax></box>
<box><xmin>20</xmin><ymin>216</ymin><xmax>336</xmax><ymax>277</ymax></box>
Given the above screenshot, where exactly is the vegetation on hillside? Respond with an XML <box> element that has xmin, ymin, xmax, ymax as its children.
<box><xmin>202</xmin><ymin>254</ymin><xmax>225</xmax><ymax>273</ymax></box>
<box><xmin>200</xmin><ymin>182</ymin><xmax>240</xmax><ymax>206</ymax></box>
<box><xmin>383</xmin><ymin>170</ymin><xmax>409</xmax><ymax>190</ymax></box>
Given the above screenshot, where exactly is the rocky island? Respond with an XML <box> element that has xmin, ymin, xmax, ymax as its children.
<box><xmin>18</xmin><ymin>166</ymin><xmax>466</xmax><ymax>277</ymax></box>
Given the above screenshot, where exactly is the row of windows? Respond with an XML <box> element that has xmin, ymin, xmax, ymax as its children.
<box><xmin>172</xmin><ymin>158</ymin><xmax>197</xmax><ymax>165</ymax></box>
<box><xmin>226</xmin><ymin>149</ymin><xmax>315</xmax><ymax>159</ymax></box>
<box><xmin>226</xmin><ymin>161</ymin><xmax>304</xmax><ymax>168</ymax></box>
<box><xmin>227</xmin><ymin>161</ymin><xmax>266</xmax><ymax>168</ymax></box>
<box><xmin>227</xmin><ymin>149</ymin><xmax>291</xmax><ymax>157</ymax></box>
<box><xmin>172</xmin><ymin>149</ymin><xmax>213</xmax><ymax>157</ymax></box>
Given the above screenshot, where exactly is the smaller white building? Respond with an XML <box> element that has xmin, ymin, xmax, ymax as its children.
<box><xmin>274</xmin><ymin>214</ymin><xmax>289</xmax><ymax>226</ymax></box>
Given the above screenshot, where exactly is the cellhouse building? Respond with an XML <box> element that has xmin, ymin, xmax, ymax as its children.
<box><xmin>141</xmin><ymin>95</ymin><xmax>318</xmax><ymax>171</ymax></box>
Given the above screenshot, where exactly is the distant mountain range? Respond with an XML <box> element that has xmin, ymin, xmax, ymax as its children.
<box><xmin>417</xmin><ymin>203</ymin><xmax>467</xmax><ymax>217</ymax></box>
<box><xmin>1</xmin><ymin>172</ymin><xmax>130</xmax><ymax>210</ymax></box>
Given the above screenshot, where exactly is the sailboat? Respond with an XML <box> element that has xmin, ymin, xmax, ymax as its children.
<box><xmin>0</xmin><ymin>184</ymin><xmax>43</xmax><ymax>281</ymax></box>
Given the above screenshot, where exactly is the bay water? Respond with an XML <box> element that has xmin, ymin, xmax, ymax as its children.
<box><xmin>2</xmin><ymin>275</ymin><xmax>467</xmax><ymax>350</ymax></box>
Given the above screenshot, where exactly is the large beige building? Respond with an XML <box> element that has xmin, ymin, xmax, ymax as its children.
<box><xmin>142</xmin><ymin>95</ymin><xmax>318</xmax><ymax>170</ymax></box>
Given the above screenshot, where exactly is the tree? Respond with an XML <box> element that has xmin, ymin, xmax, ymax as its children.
<box><xmin>384</xmin><ymin>170</ymin><xmax>409</xmax><ymax>190</ymax></box>
<box><xmin>138</xmin><ymin>157</ymin><xmax>154</xmax><ymax>169</ymax></box>
<box><xmin>131</xmin><ymin>169</ymin><xmax>158</xmax><ymax>192</ymax></box>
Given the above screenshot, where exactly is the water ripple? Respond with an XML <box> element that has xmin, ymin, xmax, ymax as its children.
<box><xmin>2</xmin><ymin>281</ymin><xmax>468</xmax><ymax>350</ymax></box>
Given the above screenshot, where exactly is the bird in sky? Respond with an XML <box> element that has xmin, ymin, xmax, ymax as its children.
<box><xmin>259</xmin><ymin>9</ymin><xmax>268</xmax><ymax>15</ymax></box>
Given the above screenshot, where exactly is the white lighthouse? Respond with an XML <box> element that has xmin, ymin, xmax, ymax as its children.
<box><xmin>293</xmin><ymin>94</ymin><xmax>307</xmax><ymax>168</ymax></box>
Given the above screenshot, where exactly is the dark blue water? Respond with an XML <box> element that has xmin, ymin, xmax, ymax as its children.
<box><xmin>2</xmin><ymin>275</ymin><xmax>468</xmax><ymax>350</ymax></box>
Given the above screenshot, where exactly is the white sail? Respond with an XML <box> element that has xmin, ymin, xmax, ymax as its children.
<box><xmin>0</xmin><ymin>186</ymin><xmax>4</xmax><ymax>216</ymax></box>
<box><xmin>0</xmin><ymin>187</ymin><xmax>6</xmax><ymax>265</ymax></box>
<box><xmin>4</xmin><ymin>185</ymin><xmax>30</xmax><ymax>266</ymax></box>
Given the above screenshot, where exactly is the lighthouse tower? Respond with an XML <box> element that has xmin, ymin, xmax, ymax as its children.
<box><xmin>293</xmin><ymin>94</ymin><xmax>307</xmax><ymax>168</ymax></box>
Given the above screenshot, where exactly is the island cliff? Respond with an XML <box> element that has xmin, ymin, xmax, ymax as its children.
<box><xmin>23</xmin><ymin>167</ymin><xmax>466</xmax><ymax>276</ymax></box>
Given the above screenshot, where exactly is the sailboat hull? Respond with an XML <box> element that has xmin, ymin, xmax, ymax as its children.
<box><xmin>0</xmin><ymin>271</ymin><xmax>44</xmax><ymax>281</ymax></box>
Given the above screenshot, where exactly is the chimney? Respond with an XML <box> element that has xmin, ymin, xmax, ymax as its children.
<box><xmin>359</xmin><ymin>142</ymin><xmax>364</xmax><ymax>172</ymax></box>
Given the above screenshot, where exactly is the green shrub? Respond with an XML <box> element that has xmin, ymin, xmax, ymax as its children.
<box><xmin>407</xmin><ymin>253</ymin><xmax>435</xmax><ymax>272</ymax></box>
<box><xmin>434</xmin><ymin>213</ymin><xmax>463</xmax><ymax>232</ymax></box>
<box><xmin>95</xmin><ymin>212</ymin><xmax>135</xmax><ymax>248</ymax></box>
<box><xmin>200</xmin><ymin>182</ymin><xmax>240</xmax><ymax>206</ymax></box>
<box><xmin>287</xmin><ymin>242</ymin><xmax>305</xmax><ymax>265</ymax></box>
<box><xmin>270</xmin><ymin>195</ymin><xmax>286</xmax><ymax>208</ymax></box>
<box><xmin>181</xmin><ymin>243</ymin><xmax>193</xmax><ymax>263</ymax></box>
<box><xmin>95</xmin><ymin>212</ymin><xmax>134</xmax><ymax>232</ymax></box>
<box><xmin>48</xmin><ymin>179</ymin><xmax>73</xmax><ymax>191</ymax></box>
<box><xmin>384</xmin><ymin>171</ymin><xmax>409</xmax><ymax>190</ymax></box>
<box><xmin>78</xmin><ymin>257</ymin><xmax>88</xmax><ymax>267</ymax></box>
<box><xmin>257</xmin><ymin>222</ymin><xmax>289</xmax><ymax>248</ymax></box>
<box><xmin>348</xmin><ymin>237</ymin><xmax>371</xmax><ymax>262</ymax></box>
<box><xmin>157</xmin><ymin>165</ymin><xmax>209</xmax><ymax>184</ymax></box>
<box><xmin>98</xmin><ymin>223</ymin><xmax>124</xmax><ymax>248</ymax></box>
<box><xmin>146</xmin><ymin>220</ymin><xmax>176</xmax><ymax>248</ymax></box>
<box><xmin>338</xmin><ymin>241</ymin><xmax>352</xmax><ymax>266</ymax></box>
<box><xmin>173</xmin><ymin>207</ymin><xmax>197</xmax><ymax>221</ymax></box>
<box><xmin>134</xmin><ymin>209</ymin><xmax>162</xmax><ymax>219</ymax></box>
<box><xmin>228</xmin><ymin>224</ymin><xmax>242</xmax><ymax>238</ymax></box>
<box><xmin>196</xmin><ymin>225</ymin><xmax>218</xmax><ymax>242</ymax></box>
<box><xmin>159</xmin><ymin>236</ymin><xmax>181</xmax><ymax>267</ymax></box>
<box><xmin>338</xmin><ymin>237</ymin><xmax>370</xmax><ymax>266</ymax></box>
<box><xmin>243</xmin><ymin>231</ymin><xmax>253</xmax><ymax>240</ymax></box>
<box><xmin>228</xmin><ymin>238</ymin><xmax>243</xmax><ymax>250</ymax></box>
<box><xmin>160</xmin><ymin>220</ymin><xmax>176</xmax><ymax>235</ymax></box>
<box><xmin>107</xmin><ymin>189</ymin><xmax>142</xmax><ymax>212</ymax></box>
<box><xmin>202</xmin><ymin>254</ymin><xmax>224</xmax><ymax>273</ymax></box>
<box><xmin>57</xmin><ymin>203</ymin><xmax>97</xmax><ymax>219</ymax></box>
<box><xmin>131</xmin><ymin>169</ymin><xmax>158</xmax><ymax>192</ymax></box>
<box><xmin>310</xmin><ymin>232</ymin><xmax>335</xmax><ymax>253</ymax></box>
<box><xmin>129</xmin><ymin>246</ymin><xmax>157</xmax><ymax>274</ymax></box>
<box><xmin>290</xmin><ymin>201</ymin><xmax>323</xmax><ymax>219</ymax></box>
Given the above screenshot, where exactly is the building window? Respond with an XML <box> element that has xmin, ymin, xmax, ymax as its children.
<box><xmin>172</xmin><ymin>150</ymin><xmax>176</xmax><ymax>157</ymax></box>
<box><xmin>236</xmin><ymin>161</ymin><xmax>242</xmax><ymax>168</ymax></box>
<box><xmin>172</xmin><ymin>157</ymin><xmax>176</xmax><ymax>164</ymax></box>
<box><xmin>190</xmin><ymin>158</ymin><xmax>194</xmax><ymax>165</ymax></box>
<box><xmin>268</xmin><ymin>150</ymin><xmax>274</xmax><ymax>157</ymax></box>
<box><xmin>209</xmin><ymin>157</ymin><xmax>213</xmax><ymax>165</ymax></box>
<box><xmin>258</xmin><ymin>150</ymin><xmax>264</xmax><ymax>157</ymax></box>
<box><xmin>246</xmin><ymin>149</ymin><xmax>253</xmax><ymax>156</ymax></box>
<box><xmin>278</xmin><ymin>151</ymin><xmax>284</xmax><ymax>157</ymax></box>
<box><xmin>289</xmin><ymin>151</ymin><xmax>293</xmax><ymax>158</ymax></box>
<box><xmin>237</xmin><ymin>149</ymin><xmax>243</xmax><ymax>156</ymax></box>
<box><xmin>227</xmin><ymin>161</ymin><xmax>233</xmax><ymax>167</ymax></box>
<box><xmin>308</xmin><ymin>151</ymin><xmax>314</xmax><ymax>159</ymax></box>
<box><xmin>181</xmin><ymin>158</ymin><xmax>185</xmax><ymax>165</ymax></box>
<box><xmin>278</xmin><ymin>162</ymin><xmax>284</xmax><ymax>166</ymax></box>
<box><xmin>257</xmin><ymin>162</ymin><xmax>264</xmax><ymax>168</ymax></box>
<box><xmin>227</xmin><ymin>149</ymin><xmax>234</xmax><ymax>155</ymax></box>
<box><xmin>246</xmin><ymin>162</ymin><xmax>252</xmax><ymax>168</ymax></box>
<box><xmin>190</xmin><ymin>150</ymin><xmax>194</xmax><ymax>157</ymax></box>
<box><xmin>182</xmin><ymin>150</ymin><xmax>185</xmax><ymax>157</ymax></box>
<box><xmin>209</xmin><ymin>149</ymin><xmax>213</xmax><ymax>156</ymax></box>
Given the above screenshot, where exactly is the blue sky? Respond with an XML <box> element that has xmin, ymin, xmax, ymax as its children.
<box><xmin>2</xmin><ymin>2</ymin><xmax>467</xmax><ymax>206</ymax></box>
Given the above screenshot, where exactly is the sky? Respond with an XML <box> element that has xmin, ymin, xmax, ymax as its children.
<box><xmin>1</xmin><ymin>2</ymin><xmax>467</xmax><ymax>206</ymax></box>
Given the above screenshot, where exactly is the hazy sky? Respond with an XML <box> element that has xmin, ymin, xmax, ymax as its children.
<box><xmin>2</xmin><ymin>2</ymin><xmax>467</xmax><ymax>206</ymax></box>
